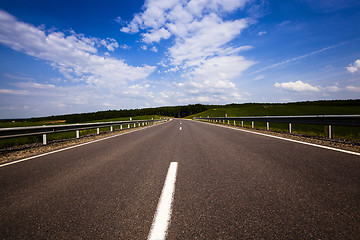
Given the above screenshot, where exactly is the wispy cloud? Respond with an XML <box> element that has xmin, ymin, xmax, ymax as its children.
<box><xmin>250</xmin><ymin>40</ymin><xmax>353</xmax><ymax>75</ymax></box>
<box><xmin>3</xmin><ymin>73</ymin><xmax>34</xmax><ymax>81</ymax></box>
<box><xmin>257</xmin><ymin>31</ymin><xmax>267</xmax><ymax>36</ymax></box>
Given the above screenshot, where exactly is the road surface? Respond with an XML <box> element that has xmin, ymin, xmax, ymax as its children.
<box><xmin>1</xmin><ymin>119</ymin><xmax>359</xmax><ymax>239</ymax></box>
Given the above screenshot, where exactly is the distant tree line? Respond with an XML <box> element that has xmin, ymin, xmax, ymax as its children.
<box><xmin>2</xmin><ymin>99</ymin><xmax>358</xmax><ymax>123</ymax></box>
<box><xmin>27</xmin><ymin>104</ymin><xmax>212</xmax><ymax>123</ymax></box>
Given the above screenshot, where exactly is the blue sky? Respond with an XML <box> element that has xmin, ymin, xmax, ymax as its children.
<box><xmin>0</xmin><ymin>0</ymin><xmax>359</xmax><ymax>118</ymax></box>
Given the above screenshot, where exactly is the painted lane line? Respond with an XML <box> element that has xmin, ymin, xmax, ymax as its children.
<box><xmin>197</xmin><ymin>121</ymin><xmax>360</xmax><ymax>156</ymax></box>
<box><xmin>148</xmin><ymin>162</ymin><xmax>178</xmax><ymax>240</ymax></box>
<box><xmin>0</xmin><ymin>121</ymin><xmax>169</xmax><ymax>168</ymax></box>
<box><xmin>179</xmin><ymin>126</ymin><xmax>182</xmax><ymax>131</ymax></box>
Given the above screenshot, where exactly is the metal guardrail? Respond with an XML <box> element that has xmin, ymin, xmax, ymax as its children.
<box><xmin>195</xmin><ymin>115</ymin><xmax>360</xmax><ymax>138</ymax></box>
<box><xmin>0</xmin><ymin>119</ymin><xmax>167</xmax><ymax>145</ymax></box>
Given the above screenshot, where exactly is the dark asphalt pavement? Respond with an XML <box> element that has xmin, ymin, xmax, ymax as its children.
<box><xmin>1</xmin><ymin>119</ymin><xmax>359</xmax><ymax>239</ymax></box>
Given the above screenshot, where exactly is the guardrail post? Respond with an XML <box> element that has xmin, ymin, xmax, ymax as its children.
<box><xmin>228</xmin><ymin>120</ymin><xmax>230</xmax><ymax>124</ymax></box>
<box><xmin>110</xmin><ymin>126</ymin><xmax>113</xmax><ymax>132</ymax></box>
<box><xmin>267</xmin><ymin>122</ymin><xmax>269</xmax><ymax>131</ymax></box>
<box><xmin>329</xmin><ymin>125</ymin><xmax>332</xmax><ymax>139</ymax></box>
<box><xmin>252</xmin><ymin>121</ymin><xmax>254</xmax><ymax>129</ymax></box>
<box><xmin>120</xmin><ymin>125</ymin><xmax>123</xmax><ymax>130</ymax></box>
<box><xmin>289</xmin><ymin>123</ymin><xmax>292</xmax><ymax>133</ymax></box>
<box><xmin>76</xmin><ymin>130</ymin><xmax>80</xmax><ymax>138</ymax></box>
<box><xmin>234</xmin><ymin>120</ymin><xmax>236</xmax><ymax>125</ymax></box>
<box><xmin>134</xmin><ymin>123</ymin><xmax>136</xmax><ymax>128</ymax></box>
<box><xmin>128</xmin><ymin>124</ymin><xmax>130</xmax><ymax>128</ymax></box>
<box><xmin>43</xmin><ymin>134</ymin><xmax>47</xmax><ymax>145</ymax></box>
<box><xmin>241</xmin><ymin>121</ymin><xmax>243</xmax><ymax>127</ymax></box>
<box><xmin>97</xmin><ymin>128</ymin><xmax>100</xmax><ymax>134</ymax></box>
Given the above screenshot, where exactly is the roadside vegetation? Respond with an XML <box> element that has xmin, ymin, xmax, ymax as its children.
<box><xmin>187</xmin><ymin>100</ymin><xmax>360</xmax><ymax>140</ymax></box>
<box><xmin>0</xmin><ymin>99</ymin><xmax>359</xmax><ymax>150</ymax></box>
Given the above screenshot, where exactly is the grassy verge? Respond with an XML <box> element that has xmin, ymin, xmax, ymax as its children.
<box><xmin>207</xmin><ymin>120</ymin><xmax>360</xmax><ymax>141</ymax></box>
<box><xmin>188</xmin><ymin>103</ymin><xmax>360</xmax><ymax>141</ymax></box>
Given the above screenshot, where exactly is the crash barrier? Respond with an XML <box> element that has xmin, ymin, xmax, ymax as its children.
<box><xmin>0</xmin><ymin>119</ymin><xmax>167</xmax><ymax>145</ymax></box>
<box><xmin>195</xmin><ymin>115</ymin><xmax>360</xmax><ymax>139</ymax></box>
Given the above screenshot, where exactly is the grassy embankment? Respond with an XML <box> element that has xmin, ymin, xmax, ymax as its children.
<box><xmin>187</xmin><ymin>102</ymin><xmax>360</xmax><ymax>140</ymax></box>
<box><xmin>0</xmin><ymin>115</ymin><xmax>161</xmax><ymax>149</ymax></box>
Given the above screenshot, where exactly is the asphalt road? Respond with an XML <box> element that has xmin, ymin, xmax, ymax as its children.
<box><xmin>1</xmin><ymin>119</ymin><xmax>359</xmax><ymax>239</ymax></box>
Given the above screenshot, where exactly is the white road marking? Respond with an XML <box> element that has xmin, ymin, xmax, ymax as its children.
<box><xmin>197</xmin><ymin>121</ymin><xmax>360</xmax><ymax>156</ymax></box>
<box><xmin>0</xmin><ymin>122</ymin><xmax>169</xmax><ymax>168</ymax></box>
<box><xmin>148</xmin><ymin>162</ymin><xmax>178</xmax><ymax>240</ymax></box>
<box><xmin>179</xmin><ymin>126</ymin><xmax>182</xmax><ymax>131</ymax></box>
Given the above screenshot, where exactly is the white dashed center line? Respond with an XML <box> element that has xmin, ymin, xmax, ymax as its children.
<box><xmin>148</xmin><ymin>162</ymin><xmax>178</xmax><ymax>240</ymax></box>
<box><xmin>179</xmin><ymin>126</ymin><xmax>182</xmax><ymax>131</ymax></box>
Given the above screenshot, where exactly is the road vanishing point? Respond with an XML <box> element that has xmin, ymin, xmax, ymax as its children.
<box><xmin>1</xmin><ymin>119</ymin><xmax>359</xmax><ymax>239</ymax></box>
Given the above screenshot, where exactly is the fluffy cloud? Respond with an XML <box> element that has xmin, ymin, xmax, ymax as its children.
<box><xmin>168</xmin><ymin>14</ymin><xmax>249</xmax><ymax>67</ymax></box>
<box><xmin>0</xmin><ymin>10</ymin><xmax>155</xmax><ymax>86</ymax></box>
<box><xmin>122</xmin><ymin>0</ymin><xmax>253</xmax><ymax>105</ymax></box>
<box><xmin>274</xmin><ymin>80</ymin><xmax>320</xmax><ymax>92</ymax></box>
<box><xmin>274</xmin><ymin>81</ymin><xmax>360</xmax><ymax>94</ymax></box>
<box><xmin>142</xmin><ymin>27</ymin><xmax>171</xmax><ymax>43</ymax></box>
<box><xmin>346</xmin><ymin>59</ymin><xmax>360</xmax><ymax>73</ymax></box>
<box><xmin>122</xmin><ymin>0</ymin><xmax>249</xmax><ymax>34</ymax></box>
<box><xmin>122</xmin><ymin>0</ymin><xmax>251</xmax><ymax>70</ymax></box>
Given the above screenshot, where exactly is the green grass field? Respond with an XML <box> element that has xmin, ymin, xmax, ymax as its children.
<box><xmin>187</xmin><ymin>103</ymin><xmax>360</xmax><ymax>118</ymax></box>
<box><xmin>187</xmin><ymin>103</ymin><xmax>360</xmax><ymax>140</ymax></box>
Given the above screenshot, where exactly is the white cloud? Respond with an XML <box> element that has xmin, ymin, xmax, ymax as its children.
<box><xmin>188</xmin><ymin>55</ymin><xmax>254</xmax><ymax>82</ymax></box>
<box><xmin>120</xmin><ymin>0</ymin><xmax>254</xmax><ymax>106</ymax></box>
<box><xmin>253</xmin><ymin>75</ymin><xmax>264</xmax><ymax>80</ymax></box>
<box><xmin>274</xmin><ymin>80</ymin><xmax>320</xmax><ymax>92</ymax></box>
<box><xmin>150</xmin><ymin>46</ymin><xmax>158</xmax><ymax>52</ymax></box>
<box><xmin>15</xmin><ymin>82</ymin><xmax>56</xmax><ymax>89</ymax></box>
<box><xmin>114</xmin><ymin>16</ymin><xmax>122</xmax><ymax>24</ymax></box>
<box><xmin>0</xmin><ymin>10</ymin><xmax>160</xmax><ymax>118</ymax></box>
<box><xmin>100</xmin><ymin>38</ymin><xmax>119</xmax><ymax>51</ymax></box>
<box><xmin>257</xmin><ymin>31</ymin><xmax>267</xmax><ymax>36</ymax></box>
<box><xmin>346</xmin><ymin>59</ymin><xmax>360</xmax><ymax>73</ymax></box>
<box><xmin>251</xmin><ymin>40</ymin><xmax>351</xmax><ymax>75</ymax></box>
<box><xmin>3</xmin><ymin>73</ymin><xmax>34</xmax><ymax>81</ymax></box>
<box><xmin>0</xmin><ymin>89</ymin><xmax>31</xmax><ymax>95</ymax></box>
<box><xmin>120</xmin><ymin>44</ymin><xmax>131</xmax><ymax>50</ymax></box>
<box><xmin>142</xmin><ymin>27</ymin><xmax>171</xmax><ymax>43</ymax></box>
<box><xmin>323</xmin><ymin>85</ymin><xmax>341</xmax><ymax>92</ymax></box>
<box><xmin>122</xmin><ymin>0</ymin><xmax>249</xmax><ymax>35</ymax></box>
<box><xmin>0</xmin><ymin>10</ymin><xmax>155</xmax><ymax>87</ymax></box>
<box><xmin>168</xmin><ymin>14</ymin><xmax>249</xmax><ymax>67</ymax></box>
<box><xmin>166</xmin><ymin>55</ymin><xmax>254</xmax><ymax>105</ymax></box>
<box><xmin>122</xmin><ymin>0</ymin><xmax>251</xmax><ymax>69</ymax></box>
<box><xmin>345</xmin><ymin>85</ymin><xmax>360</xmax><ymax>92</ymax></box>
